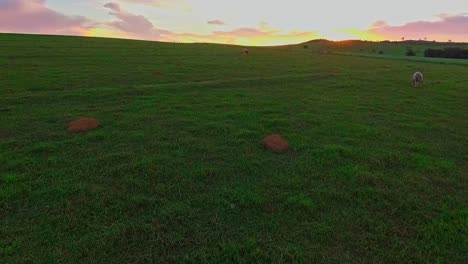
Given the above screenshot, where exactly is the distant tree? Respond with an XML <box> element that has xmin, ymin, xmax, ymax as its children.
<box><xmin>425</xmin><ymin>49</ymin><xmax>443</xmax><ymax>58</ymax></box>
<box><xmin>406</xmin><ymin>47</ymin><xmax>416</xmax><ymax>56</ymax></box>
<box><xmin>401</xmin><ymin>37</ymin><xmax>405</xmax><ymax>41</ymax></box>
<box><xmin>424</xmin><ymin>48</ymin><xmax>468</xmax><ymax>59</ymax></box>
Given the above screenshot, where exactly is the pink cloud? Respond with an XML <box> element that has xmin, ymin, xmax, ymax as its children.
<box><xmin>103</xmin><ymin>2</ymin><xmax>171</xmax><ymax>40</ymax></box>
<box><xmin>102</xmin><ymin>3</ymin><xmax>317</xmax><ymax>45</ymax></box>
<box><xmin>0</xmin><ymin>0</ymin><xmax>95</xmax><ymax>35</ymax></box>
<box><xmin>103</xmin><ymin>3</ymin><xmax>120</xmax><ymax>12</ymax></box>
<box><xmin>370</xmin><ymin>14</ymin><xmax>468</xmax><ymax>42</ymax></box>
<box><xmin>101</xmin><ymin>3</ymin><xmax>319</xmax><ymax>45</ymax></box>
<box><xmin>0</xmin><ymin>0</ymin><xmax>319</xmax><ymax>45</ymax></box>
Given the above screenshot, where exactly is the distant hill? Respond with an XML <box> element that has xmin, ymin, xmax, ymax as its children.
<box><xmin>302</xmin><ymin>39</ymin><xmax>467</xmax><ymax>45</ymax></box>
<box><xmin>300</xmin><ymin>39</ymin><xmax>468</xmax><ymax>60</ymax></box>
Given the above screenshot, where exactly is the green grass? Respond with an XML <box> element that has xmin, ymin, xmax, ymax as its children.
<box><xmin>1</xmin><ymin>33</ymin><xmax>467</xmax><ymax>263</ymax></box>
<box><xmin>303</xmin><ymin>39</ymin><xmax>468</xmax><ymax>61</ymax></box>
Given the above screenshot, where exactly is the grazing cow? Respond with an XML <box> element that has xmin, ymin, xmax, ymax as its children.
<box><xmin>242</xmin><ymin>48</ymin><xmax>249</xmax><ymax>54</ymax></box>
<box><xmin>412</xmin><ymin>72</ymin><xmax>424</xmax><ymax>87</ymax></box>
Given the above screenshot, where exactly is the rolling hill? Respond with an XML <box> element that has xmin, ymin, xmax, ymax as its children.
<box><xmin>1</xmin><ymin>33</ymin><xmax>467</xmax><ymax>263</ymax></box>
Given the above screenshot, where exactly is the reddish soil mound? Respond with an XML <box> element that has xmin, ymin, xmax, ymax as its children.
<box><xmin>67</xmin><ymin>118</ymin><xmax>100</xmax><ymax>133</ymax></box>
<box><xmin>261</xmin><ymin>134</ymin><xmax>289</xmax><ymax>153</ymax></box>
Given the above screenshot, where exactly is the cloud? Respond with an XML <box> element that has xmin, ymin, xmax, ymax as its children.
<box><xmin>369</xmin><ymin>14</ymin><xmax>468</xmax><ymax>42</ymax></box>
<box><xmin>103</xmin><ymin>2</ymin><xmax>120</xmax><ymax>12</ymax></box>
<box><xmin>102</xmin><ymin>3</ymin><xmax>317</xmax><ymax>45</ymax></box>
<box><xmin>0</xmin><ymin>0</ymin><xmax>323</xmax><ymax>45</ymax></box>
<box><xmin>0</xmin><ymin>0</ymin><xmax>95</xmax><ymax>35</ymax></box>
<box><xmin>103</xmin><ymin>2</ymin><xmax>171</xmax><ymax>40</ymax></box>
<box><xmin>172</xmin><ymin>26</ymin><xmax>319</xmax><ymax>46</ymax></box>
<box><xmin>0</xmin><ymin>0</ymin><xmax>19</xmax><ymax>9</ymax></box>
<box><xmin>207</xmin><ymin>20</ymin><xmax>226</xmax><ymax>26</ymax></box>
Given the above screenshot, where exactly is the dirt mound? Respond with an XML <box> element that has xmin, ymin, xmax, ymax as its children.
<box><xmin>67</xmin><ymin>118</ymin><xmax>100</xmax><ymax>133</ymax></box>
<box><xmin>261</xmin><ymin>134</ymin><xmax>289</xmax><ymax>153</ymax></box>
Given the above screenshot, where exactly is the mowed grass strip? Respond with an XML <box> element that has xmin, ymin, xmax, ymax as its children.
<box><xmin>1</xmin><ymin>34</ymin><xmax>467</xmax><ymax>263</ymax></box>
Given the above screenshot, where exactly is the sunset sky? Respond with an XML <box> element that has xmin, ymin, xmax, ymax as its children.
<box><xmin>0</xmin><ymin>0</ymin><xmax>467</xmax><ymax>45</ymax></box>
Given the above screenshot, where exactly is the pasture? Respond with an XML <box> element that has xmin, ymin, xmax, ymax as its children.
<box><xmin>1</xmin><ymin>34</ymin><xmax>467</xmax><ymax>263</ymax></box>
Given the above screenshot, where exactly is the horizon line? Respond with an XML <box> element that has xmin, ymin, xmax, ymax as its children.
<box><xmin>1</xmin><ymin>32</ymin><xmax>467</xmax><ymax>47</ymax></box>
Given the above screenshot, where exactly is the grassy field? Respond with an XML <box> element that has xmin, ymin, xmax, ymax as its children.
<box><xmin>1</xmin><ymin>33</ymin><xmax>467</xmax><ymax>263</ymax></box>
<box><xmin>302</xmin><ymin>39</ymin><xmax>468</xmax><ymax>62</ymax></box>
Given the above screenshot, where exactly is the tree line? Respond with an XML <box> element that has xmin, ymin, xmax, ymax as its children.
<box><xmin>424</xmin><ymin>48</ymin><xmax>468</xmax><ymax>59</ymax></box>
